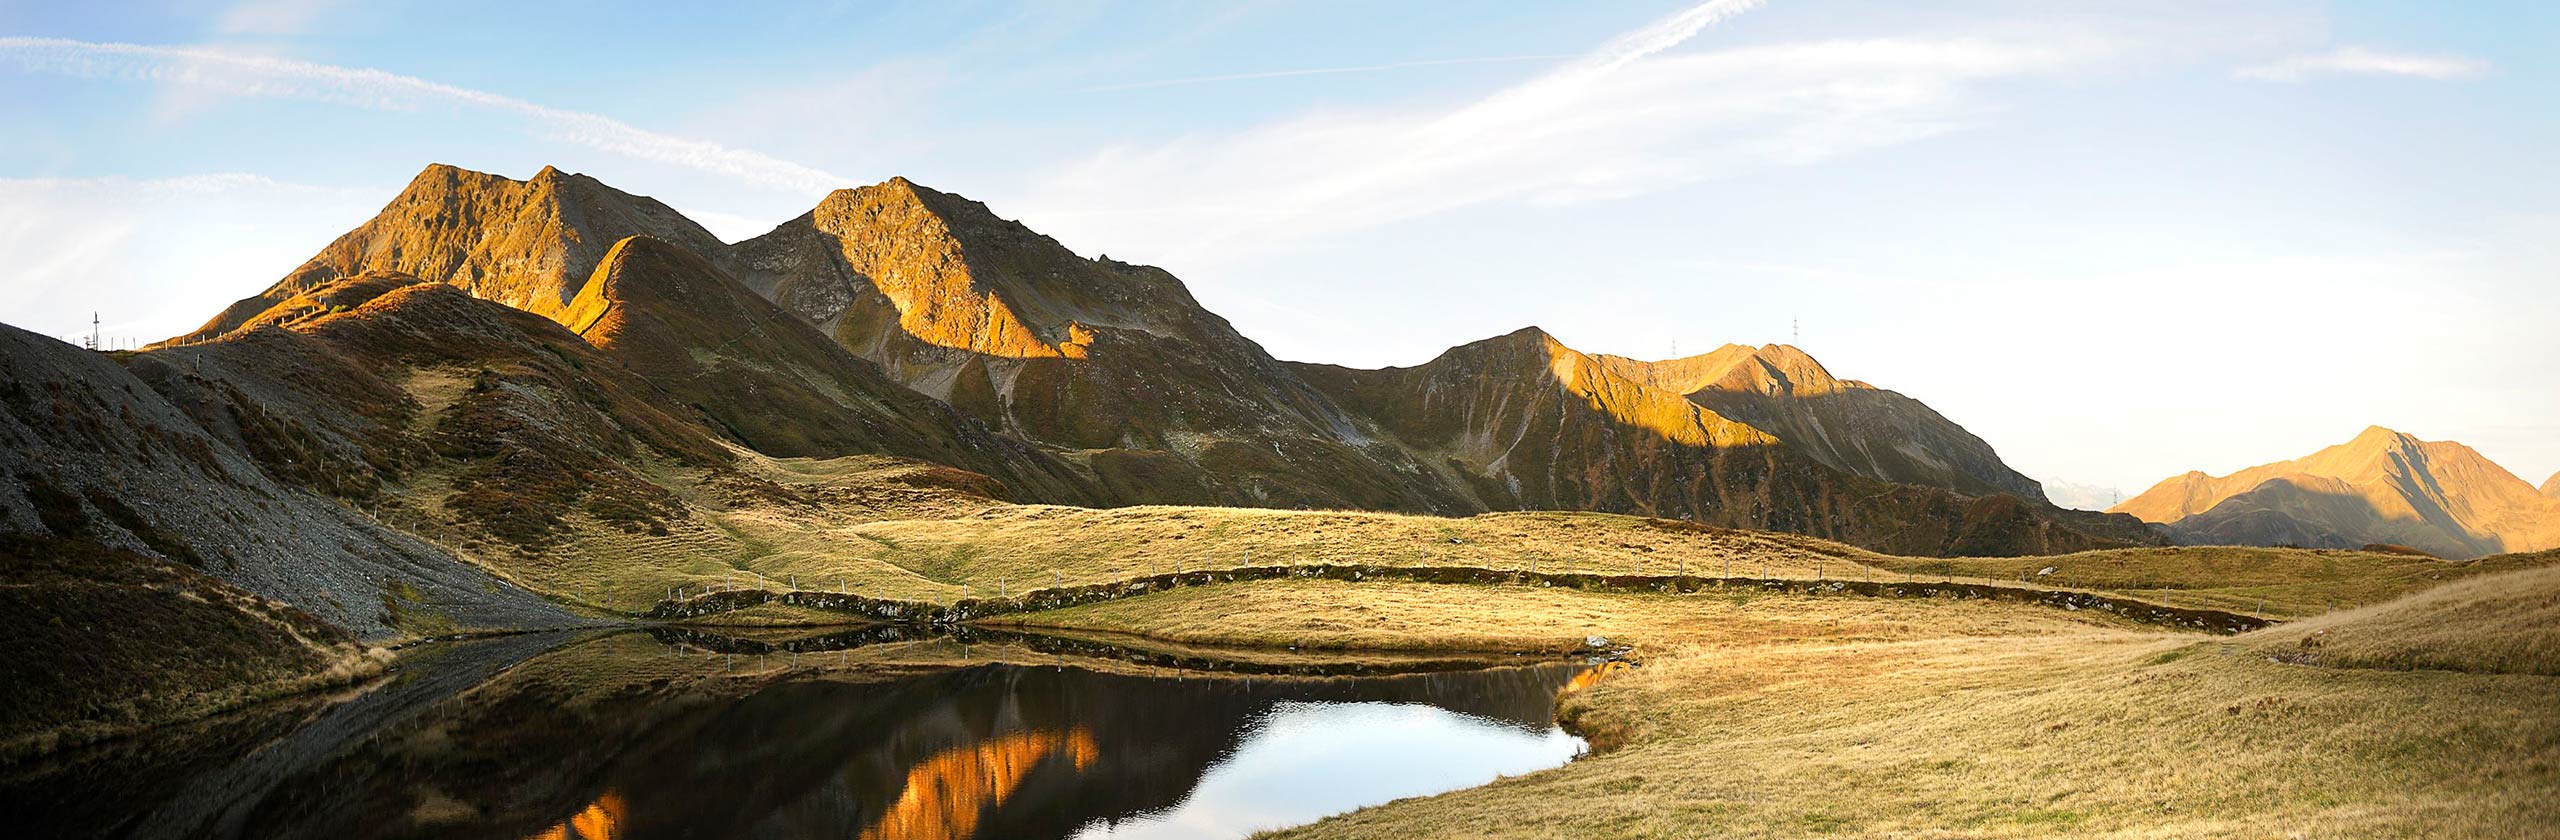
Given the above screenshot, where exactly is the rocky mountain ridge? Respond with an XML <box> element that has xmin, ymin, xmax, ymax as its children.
<box><xmin>1593</xmin><ymin>344</ymin><xmax>2046</xmax><ymax>500</ymax></box>
<box><xmin>1298</xmin><ymin>327</ymin><xmax>2147</xmax><ymax>556</ymax></box>
<box><xmin>127</xmin><ymin>164</ymin><xmax>2149</xmax><ymax>560</ymax></box>
<box><xmin>0</xmin><ymin>162</ymin><xmax>2188</xmax><ymax>744</ymax></box>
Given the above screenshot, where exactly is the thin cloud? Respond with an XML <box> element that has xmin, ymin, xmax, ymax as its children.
<box><xmin>0</xmin><ymin>173</ymin><xmax>381</xmax><ymax>343</ymax></box>
<box><xmin>1015</xmin><ymin>0</ymin><xmax>2090</xmax><ymax>265</ymax></box>
<box><xmin>0</xmin><ymin>36</ymin><xmax>849</xmax><ymax>193</ymax></box>
<box><xmin>2237</xmin><ymin>46</ymin><xmax>2489</xmax><ymax>81</ymax></box>
<box><xmin>1083</xmin><ymin>54</ymin><xmax>1572</xmax><ymax>93</ymax></box>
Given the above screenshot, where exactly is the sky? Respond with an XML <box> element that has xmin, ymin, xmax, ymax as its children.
<box><xmin>2</xmin><ymin>0</ymin><xmax>2554</xmax><ymax>498</ymax></box>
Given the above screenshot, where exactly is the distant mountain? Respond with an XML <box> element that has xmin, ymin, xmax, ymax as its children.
<box><xmin>2113</xmin><ymin>427</ymin><xmax>2560</xmax><ymax>559</ymax></box>
<box><xmin>2041</xmin><ymin>481</ymin><xmax>2126</xmax><ymax>512</ymax></box>
<box><xmin>2544</xmin><ymin>471</ymin><xmax>2560</xmax><ymax>499</ymax></box>
<box><xmin>1592</xmin><ymin>344</ymin><xmax>2046</xmax><ymax>500</ymax></box>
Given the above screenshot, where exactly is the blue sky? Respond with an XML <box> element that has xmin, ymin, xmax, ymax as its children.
<box><xmin>3</xmin><ymin>0</ymin><xmax>2554</xmax><ymax>498</ymax></box>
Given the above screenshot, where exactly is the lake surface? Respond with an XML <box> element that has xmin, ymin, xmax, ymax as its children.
<box><xmin>2</xmin><ymin>628</ymin><xmax>1597</xmax><ymax>839</ymax></box>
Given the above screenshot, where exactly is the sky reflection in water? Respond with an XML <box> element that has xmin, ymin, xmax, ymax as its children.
<box><xmin>1072</xmin><ymin>700</ymin><xmax>1584</xmax><ymax>839</ymax></box>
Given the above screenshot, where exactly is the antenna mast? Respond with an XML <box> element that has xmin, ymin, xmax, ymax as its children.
<box><xmin>1791</xmin><ymin>316</ymin><xmax>1799</xmax><ymax>347</ymax></box>
<box><xmin>87</xmin><ymin>312</ymin><xmax>99</xmax><ymax>351</ymax></box>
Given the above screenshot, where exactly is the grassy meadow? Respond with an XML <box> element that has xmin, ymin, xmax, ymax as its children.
<box><xmin>451</xmin><ymin>450</ymin><xmax>2558</xmax><ymax>628</ymax></box>
<box><xmin>1001</xmin><ymin>568</ymin><xmax>2560</xmax><ymax>838</ymax></box>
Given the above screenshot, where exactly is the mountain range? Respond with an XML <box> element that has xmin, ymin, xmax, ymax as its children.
<box><xmin>6</xmin><ymin>163</ymin><xmax>2163</xmax><ymax>644</ymax></box>
<box><xmin>183</xmin><ymin>163</ymin><xmax>2141</xmax><ymax>549</ymax></box>
<box><xmin>2112</xmin><ymin>426</ymin><xmax>2560</xmax><ymax>559</ymax></box>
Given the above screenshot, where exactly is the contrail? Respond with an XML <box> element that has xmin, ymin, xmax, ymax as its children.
<box><xmin>1470</xmin><ymin>0</ymin><xmax>1765</xmax><ymax>116</ymax></box>
<box><xmin>1083</xmin><ymin>54</ymin><xmax>1571</xmax><ymax>93</ymax></box>
<box><xmin>0</xmin><ymin>36</ymin><xmax>849</xmax><ymax>193</ymax></box>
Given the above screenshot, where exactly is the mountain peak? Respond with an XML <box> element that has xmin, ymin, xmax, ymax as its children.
<box><xmin>2349</xmin><ymin>425</ymin><xmax>2412</xmax><ymax>446</ymax></box>
<box><xmin>177</xmin><ymin>165</ymin><xmax>723</xmax><ymax>344</ymax></box>
<box><xmin>2543</xmin><ymin>471</ymin><xmax>2560</xmax><ymax>499</ymax></box>
<box><xmin>736</xmin><ymin>176</ymin><xmax>1221</xmax><ymax>359</ymax></box>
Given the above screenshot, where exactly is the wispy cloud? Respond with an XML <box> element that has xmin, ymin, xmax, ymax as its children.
<box><xmin>2236</xmin><ymin>46</ymin><xmax>2489</xmax><ymax>82</ymax></box>
<box><xmin>1015</xmin><ymin>0</ymin><xmax>2093</xmax><ymax>264</ymax></box>
<box><xmin>1083</xmin><ymin>54</ymin><xmax>1572</xmax><ymax>93</ymax></box>
<box><xmin>0</xmin><ymin>36</ymin><xmax>849</xmax><ymax>193</ymax></box>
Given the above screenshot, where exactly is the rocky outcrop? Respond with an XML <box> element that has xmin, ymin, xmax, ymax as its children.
<box><xmin>2115</xmin><ymin>426</ymin><xmax>2560</xmax><ymax>559</ymax></box>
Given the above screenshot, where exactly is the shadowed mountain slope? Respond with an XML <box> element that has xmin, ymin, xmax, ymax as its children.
<box><xmin>2114</xmin><ymin>427</ymin><xmax>2560</xmax><ymax>559</ymax></box>
<box><xmin>0</xmin><ymin>321</ymin><xmax>571</xmax><ymax>638</ymax></box>
<box><xmin>1594</xmin><ymin>344</ymin><xmax>2045</xmax><ymax>500</ymax></box>
<box><xmin>557</xmin><ymin>235</ymin><xmax>1098</xmax><ymax>502</ymax></box>
<box><xmin>1296</xmin><ymin>328</ymin><xmax>2152</xmax><ymax>557</ymax></box>
<box><xmin>175</xmin><ymin>164</ymin><xmax>724</xmax><ymax>344</ymax></box>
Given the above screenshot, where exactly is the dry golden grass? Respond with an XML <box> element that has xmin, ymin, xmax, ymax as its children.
<box><xmin>993</xmin><ymin>579</ymin><xmax>2145</xmax><ymax>654</ymax></box>
<box><xmin>2245</xmin><ymin>562</ymin><xmax>2560</xmax><ymax>676</ymax></box>
<box><xmin>825</xmin><ymin>505</ymin><xmax>1862</xmax><ymax>596</ymax></box>
<box><xmin>461</xmin><ymin>449</ymin><xmax>2553</xmax><ymax>633</ymax></box>
<box><xmin>1004</xmin><ymin>576</ymin><xmax>2560</xmax><ymax>838</ymax></box>
<box><xmin>1862</xmin><ymin>545</ymin><xmax>2560</xmax><ymax>618</ymax></box>
<box><xmin>502</xmin><ymin>460</ymin><xmax>1887</xmax><ymax>611</ymax></box>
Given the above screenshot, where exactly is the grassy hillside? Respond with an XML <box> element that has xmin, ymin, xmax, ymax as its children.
<box><xmin>2245</xmin><ymin>553</ymin><xmax>2560</xmax><ymax>675</ymax></box>
<box><xmin>1001</xmin><ymin>567</ymin><xmax>2560</xmax><ymax>838</ymax></box>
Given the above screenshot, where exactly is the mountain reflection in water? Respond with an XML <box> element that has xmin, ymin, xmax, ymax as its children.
<box><xmin>5</xmin><ymin>630</ymin><xmax>1598</xmax><ymax>840</ymax></box>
